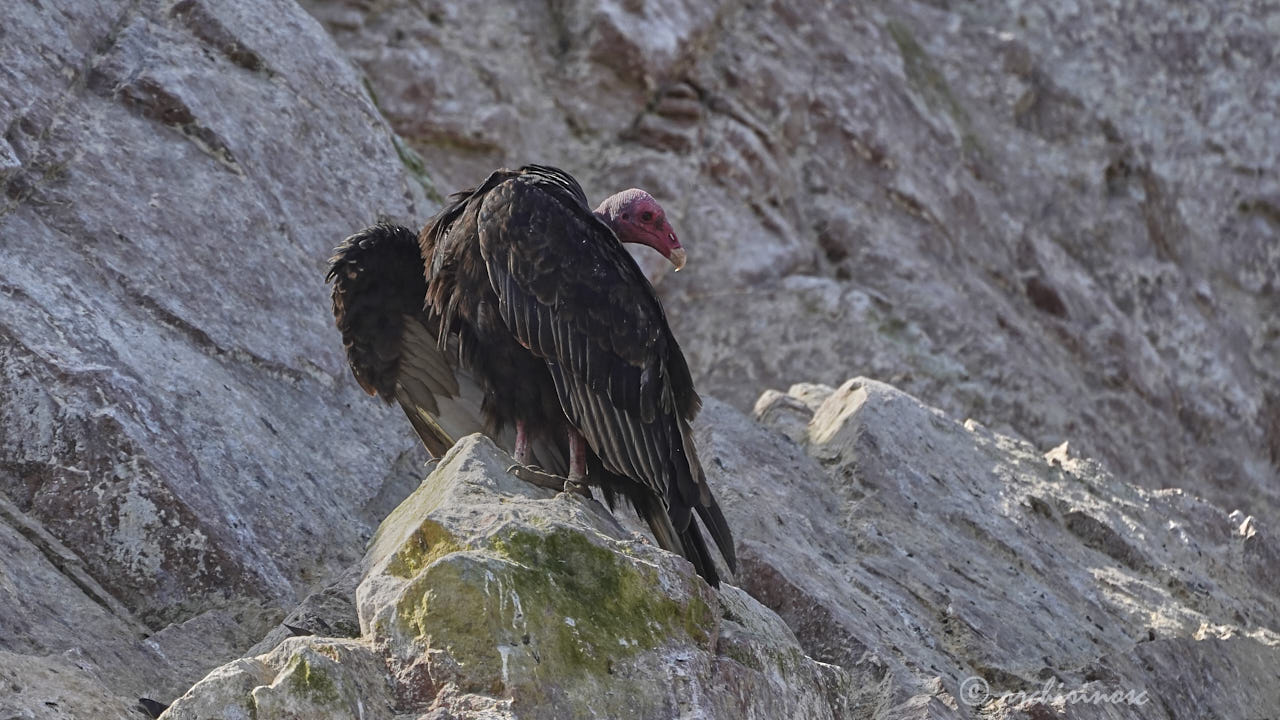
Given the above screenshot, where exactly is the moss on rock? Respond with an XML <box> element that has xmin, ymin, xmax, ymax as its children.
<box><xmin>386</xmin><ymin>519</ymin><xmax>461</xmax><ymax>579</ymax></box>
<box><xmin>497</xmin><ymin>528</ymin><xmax>714</xmax><ymax>659</ymax></box>
<box><xmin>385</xmin><ymin>524</ymin><xmax>715</xmax><ymax>711</ymax></box>
<box><xmin>283</xmin><ymin>653</ymin><xmax>341</xmax><ymax>705</ymax></box>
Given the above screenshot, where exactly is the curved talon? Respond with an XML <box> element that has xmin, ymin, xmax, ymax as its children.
<box><xmin>563</xmin><ymin>479</ymin><xmax>592</xmax><ymax>498</ymax></box>
<box><xmin>507</xmin><ymin>462</ymin><xmax>572</xmax><ymax>493</ymax></box>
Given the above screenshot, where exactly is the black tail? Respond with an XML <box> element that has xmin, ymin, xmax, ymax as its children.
<box><xmin>638</xmin><ymin>492</ymin><xmax>721</xmax><ymax>587</ymax></box>
<box><xmin>677</xmin><ymin>515</ymin><xmax>721</xmax><ymax>587</ymax></box>
<box><xmin>630</xmin><ymin>482</ymin><xmax>731</xmax><ymax>588</ymax></box>
<box><xmin>587</xmin><ymin>456</ymin><xmax>735</xmax><ymax>588</ymax></box>
<box><xmin>696</xmin><ymin>495</ymin><xmax>737</xmax><ymax>575</ymax></box>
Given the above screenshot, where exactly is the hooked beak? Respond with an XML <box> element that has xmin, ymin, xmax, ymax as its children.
<box><xmin>667</xmin><ymin>233</ymin><xmax>686</xmax><ymax>271</ymax></box>
<box><xmin>668</xmin><ymin>246</ymin><xmax>687</xmax><ymax>272</ymax></box>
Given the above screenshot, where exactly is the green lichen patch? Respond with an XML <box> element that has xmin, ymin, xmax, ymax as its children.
<box><xmin>386</xmin><ymin>519</ymin><xmax>461</xmax><ymax>579</ymax></box>
<box><xmin>366</xmin><ymin>466</ymin><xmax>458</xmax><ymax>573</ymax></box>
<box><xmin>492</xmin><ymin>528</ymin><xmax>715</xmax><ymax>659</ymax></box>
<box><xmin>385</xmin><ymin>525</ymin><xmax>715</xmax><ymax>710</ymax></box>
<box><xmin>886</xmin><ymin>20</ymin><xmax>987</xmax><ymax>161</ymax></box>
<box><xmin>247</xmin><ymin>642</ymin><xmax>393</xmax><ymax>719</ymax></box>
<box><xmin>246</xmin><ymin>640</ymin><xmax>397</xmax><ymax>719</ymax></box>
<box><xmin>392</xmin><ymin>556</ymin><xmax>503</xmax><ymax>674</ymax></box>
<box><xmin>283</xmin><ymin>653</ymin><xmax>341</xmax><ymax>705</ymax></box>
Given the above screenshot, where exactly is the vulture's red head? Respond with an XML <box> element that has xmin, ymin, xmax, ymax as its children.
<box><xmin>594</xmin><ymin>189</ymin><xmax>685</xmax><ymax>271</ymax></box>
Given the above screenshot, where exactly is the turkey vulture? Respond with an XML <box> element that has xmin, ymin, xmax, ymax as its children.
<box><xmin>328</xmin><ymin>165</ymin><xmax>736</xmax><ymax>586</ymax></box>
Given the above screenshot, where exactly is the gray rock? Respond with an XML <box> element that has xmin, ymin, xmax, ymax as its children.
<box><xmin>0</xmin><ymin>650</ymin><xmax>142</xmax><ymax>720</ymax></box>
<box><xmin>1</xmin><ymin>0</ymin><xmax>431</xmax><ymax>709</ymax></box>
<box><xmin>161</xmin><ymin>639</ymin><xmax>393</xmax><ymax>720</ymax></box>
<box><xmin>727</xmin><ymin>379</ymin><xmax>1280</xmax><ymax>718</ymax></box>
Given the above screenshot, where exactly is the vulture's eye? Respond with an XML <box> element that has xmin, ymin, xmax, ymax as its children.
<box><xmin>641</xmin><ymin>211</ymin><xmax>653</xmax><ymax>222</ymax></box>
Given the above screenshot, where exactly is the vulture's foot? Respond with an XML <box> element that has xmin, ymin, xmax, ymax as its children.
<box><xmin>563</xmin><ymin>477</ymin><xmax>591</xmax><ymax>498</ymax></box>
<box><xmin>507</xmin><ymin>463</ymin><xmax>569</xmax><ymax>491</ymax></box>
<box><xmin>506</xmin><ymin>463</ymin><xmax>593</xmax><ymax>499</ymax></box>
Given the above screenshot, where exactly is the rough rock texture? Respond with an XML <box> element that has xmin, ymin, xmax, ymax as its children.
<box><xmin>4</xmin><ymin>0</ymin><xmax>1278</xmax><ymax>717</ymax></box>
<box><xmin>163</xmin><ymin>436</ymin><xmax>861</xmax><ymax>720</ymax></box>
<box><xmin>0</xmin><ymin>0</ymin><xmax>430</xmax><ymax>710</ymax></box>
<box><xmin>306</xmin><ymin>0</ymin><xmax>1280</xmax><ymax>524</ymax></box>
<box><xmin>738</xmin><ymin>380</ymin><xmax>1280</xmax><ymax>718</ymax></box>
<box><xmin>166</xmin><ymin>385</ymin><xmax>1280</xmax><ymax>719</ymax></box>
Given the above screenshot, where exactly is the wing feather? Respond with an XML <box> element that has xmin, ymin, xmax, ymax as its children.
<box><xmin>327</xmin><ymin>223</ymin><xmax>486</xmax><ymax>458</ymax></box>
<box><xmin>475</xmin><ymin>177</ymin><xmax>704</xmax><ymax>517</ymax></box>
<box><xmin>402</xmin><ymin>320</ymin><xmax>460</xmax><ymax>396</ymax></box>
<box><xmin>448</xmin><ymin>166</ymin><xmax>736</xmax><ymax>583</ymax></box>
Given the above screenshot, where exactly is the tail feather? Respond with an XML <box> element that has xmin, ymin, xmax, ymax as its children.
<box><xmin>678</xmin><ymin>519</ymin><xmax>721</xmax><ymax>588</ymax></box>
<box><xmin>395</xmin><ymin>393</ymin><xmax>453</xmax><ymax>457</ymax></box>
<box><xmin>696</xmin><ymin>496</ymin><xmax>737</xmax><ymax>574</ymax></box>
<box><xmin>627</xmin><ymin>481</ymin><xmax>725</xmax><ymax>587</ymax></box>
<box><xmin>641</xmin><ymin>497</ymin><xmax>684</xmax><ymax>559</ymax></box>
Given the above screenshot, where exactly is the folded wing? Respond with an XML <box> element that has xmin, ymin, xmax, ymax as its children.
<box><xmin>474</xmin><ymin>171</ymin><xmax>735</xmax><ymax>578</ymax></box>
<box><xmin>326</xmin><ymin>223</ymin><xmax>490</xmax><ymax>457</ymax></box>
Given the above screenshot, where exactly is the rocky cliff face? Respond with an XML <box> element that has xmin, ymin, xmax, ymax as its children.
<box><xmin>1</xmin><ymin>0</ymin><xmax>1276</xmax><ymax>718</ymax></box>
<box><xmin>306</xmin><ymin>0</ymin><xmax>1280</xmax><ymax>524</ymax></box>
<box><xmin>2</xmin><ymin>0</ymin><xmax>431</xmax><ymax>710</ymax></box>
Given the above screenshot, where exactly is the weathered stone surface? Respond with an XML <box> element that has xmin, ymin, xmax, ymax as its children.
<box><xmin>0</xmin><ymin>0</ymin><xmax>430</xmax><ymax>710</ymax></box>
<box><xmin>307</xmin><ymin>0</ymin><xmax>1280</xmax><ymax>527</ymax></box>
<box><xmin>4</xmin><ymin>0</ymin><xmax>1278</xmax><ymax>716</ymax></box>
<box><xmin>165</xmin><ymin>436</ymin><xmax>858</xmax><ymax>719</ymax></box>
<box><xmin>731</xmin><ymin>379</ymin><xmax>1280</xmax><ymax>718</ymax></box>
<box><xmin>0</xmin><ymin>651</ymin><xmax>141</xmax><ymax>720</ymax></box>
<box><xmin>161</xmin><ymin>638</ymin><xmax>395</xmax><ymax>720</ymax></box>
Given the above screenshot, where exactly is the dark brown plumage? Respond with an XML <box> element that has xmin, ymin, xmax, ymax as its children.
<box><xmin>327</xmin><ymin>223</ymin><xmax>491</xmax><ymax>459</ymax></box>
<box><xmin>327</xmin><ymin>165</ymin><xmax>736</xmax><ymax>586</ymax></box>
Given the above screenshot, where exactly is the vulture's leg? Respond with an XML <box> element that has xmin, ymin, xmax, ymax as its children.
<box><xmin>506</xmin><ymin>420</ymin><xmax>589</xmax><ymax>496</ymax></box>
<box><xmin>507</xmin><ymin>465</ymin><xmax>569</xmax><ymax>492</ymax></box>
<box><xmin>506</xmin><ymin>459</ymin><xmax>563</xmax><ymax>492</ymax></box>
<box><xmin>513</xmin><ymin>420</ymin><xmax>532</xmax><ymax>465</ymax></box>
<box><xmin>564</xmin><ymin>429</ymin><xmax>589</xmax><ymax>496</ymax></box>
<box><xmin>506</xmin><ymin>420</ymin><xmax>591</xmax><ymax>491</ymax></box>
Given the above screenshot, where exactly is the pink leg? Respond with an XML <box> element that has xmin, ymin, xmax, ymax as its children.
<box><xmin>506</xmin><ymin>426</ymin><xmax>590</xmax><ymax>498</ymax></box>
<box><xmin>513</xmin><ymin>420</ymin><xmax>531</xmax><ymax>465</ymax></box>
<box><xmin>568</xmin><ymin>428</ymin><xmax>587</xmax><ymax>482</ymax></box>
<box><xmin>565</xmin><ymin>429</ymin><xmax>592</xmax><ymax>497</ymax></box>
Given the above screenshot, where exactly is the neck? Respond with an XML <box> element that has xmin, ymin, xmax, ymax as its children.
<box><xmin>592</xmin><ymin>207</ymin><xmax>620</xmax><ymax>235</ymax></box>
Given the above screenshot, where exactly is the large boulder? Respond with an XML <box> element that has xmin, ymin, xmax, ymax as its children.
<box><xmin>163</xmin><ymin>435</ymin><xmax>861</xmax><ymax>720</ymax></box>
